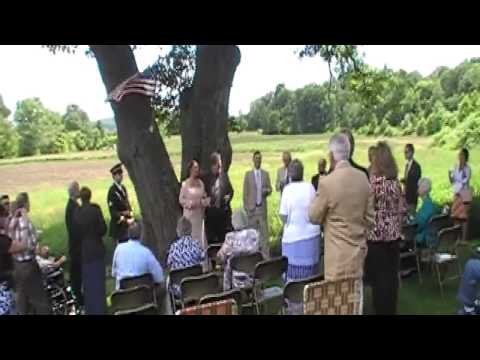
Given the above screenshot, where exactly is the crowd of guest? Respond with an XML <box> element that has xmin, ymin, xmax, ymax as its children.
<box><xmin>0</xmin><ymin>127</ymin><xmax>477</xmax><ymax>316</ymax></box>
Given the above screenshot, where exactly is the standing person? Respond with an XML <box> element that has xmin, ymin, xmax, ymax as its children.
<box><xmin>449</xmin><ymin>148</ymin><xmax>472</xmax><ymax>243</ymax></box>
<box><xmin>243</xmin><ymin>151</ymin><xmax>273</xmax><ymax>258</ymax></box>
<box><xmin>309</xmin><ymin>133</ymin><xmax>374</xmax><ymax>311</ymax></box>
<box><xmin>179</xmin><ymin>160</ymin><xmax>210</xmax><ymax>250</ymax></box>
<box><xmin>339</xmin><ymin>128</ymin><xmax>369</xmax><ymax>179</ymax></box>
<box><xmin>8</xmin><ymin>193</ymin><xmax>51</xmax><ymax>314</ymax></box>
<box><xmin>0</xmin><ymin>196</ymin><xmax>10</xmax><ymax>235</ymax></box>
<box><xmin>107</xmin><ymin>163</ymin><xmax>133</xmax><ymax>245</ymax></box>
<box><xmin>280</xmin><ymin>159</ymin><xmax>321</xmax><ymax>281</ymax></box>
<box><xmin>203</xmin><ymin>152</ymin><xmax>234</xmax><ymax>245</ymax></box>
<box><xmin>65</xmin><ymin>181</ymin><xmax>83</xmax><ymax>307</ymax></box>
<box><xmin>401</xmin><ymin>144</ymin><xmax>422</xmax><ymax>216</ymax></box>
<box><xmin>276</xmin><ymin>151</ymin><xmax>292</xmax><ymax>194</ymax></box>
<box><xmin>311</xmin><ymin>158</ymin><xmax>328</xmax><ymax>192</ymax></box>
<box><xmin>365</xmin><ymin>142</ymin><xmax>406</xmax><ymax>315</ymax></box>
<box><xmin>76</xmin><ymin>187</ymin><xmax>107</xmax><ymax>315</ymax></box>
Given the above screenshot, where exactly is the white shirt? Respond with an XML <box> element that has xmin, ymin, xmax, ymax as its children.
<box><xmin>254</xmin><ymin>169</ymin><xmax>262</xmax><ymax>205</ymax></box>
<box><xmin>279</xmin><ymin>182</ymin><xmax>321</xmax><ymax>244</ymax></box>
<box><xmin>451</xmin><ymin>164</ymin><xmax>471</xmax><ymax>195</ymax></box>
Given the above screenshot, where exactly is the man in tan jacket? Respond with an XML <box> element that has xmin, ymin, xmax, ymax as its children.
<box><xmin>275</xmin><ymin>151</ymin><xmax>292</xmax><ymax>195</ymax></box>
<box><xmin>243</xmin><ymin>151</ymin><xmax>272</xmax><ymax>258</ymax></box>
<box><xmin>309</xmin><ymin>133</ymin><xmax>375</xmax><ymax>283</ymax></box>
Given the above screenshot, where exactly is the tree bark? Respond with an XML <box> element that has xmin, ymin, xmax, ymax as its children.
<box><xmin>180</xmin><ymin>45</ymin><xmax>241</xmax><ymax>179</ymax></box>
<box><xmin>90</xmin><ymin>45</ymin><xmax>180</xmax><ymax>263</ymax></box>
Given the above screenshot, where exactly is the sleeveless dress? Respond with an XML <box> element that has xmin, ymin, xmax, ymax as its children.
<box><xmin>179</xmin><ymin>180</ymin><xmax>208</xmax><ymax>250</ymax></box>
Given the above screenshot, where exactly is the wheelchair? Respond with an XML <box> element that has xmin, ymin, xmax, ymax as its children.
<box><xmin>43</xmin><ymin>267</ymin><xmax>80</xmax><ymax>315</ymax></box>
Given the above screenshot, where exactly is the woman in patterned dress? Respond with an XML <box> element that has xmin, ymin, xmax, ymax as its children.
<box><xmin>365</xmin><ymin>141</ymin><xmax>406</xmax><ymax>315</ymax></box>
<box><xmin>179</xmin><ymin>160</ymin><xmax>210</xmax><ymax>250</ymax></box>
<box><xmin>218</xmin><ymin>209</ymin><xmax>259</xmax><ymax>291</ymax></box>
<box><xmin>166</xmin><ymin>216</ymin><xmax>205</xmax><ymax>297</ymax></box>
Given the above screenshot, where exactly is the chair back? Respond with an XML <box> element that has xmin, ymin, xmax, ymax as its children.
<box><xmin>206</xmin><ymin>244</ymin><xmax>222</xmax><ymax>271</ymax></box>
<box><xmin>114</xmin><ymin>303</ymin><xmax>158</xmax><ymax>315</ymax></box>
<box><xmin>111</xmin><ymin>285</ymin><xmax>154</xmax><ymax>313</ymax></box>
<box><xmin>199</xmin><ymin>288</ymin><xmax>243</xmax><ymax>308</ymax></box>
<box><xmin>120</xmin><ymin>273</ymin><xmax>154</xmax><ymax>290</ymax></box>
<box><xmin>180</xmin><ymin>273</ymin><xmax>222</xmax><ymax>307</ymax></box>
<box><xmin>428</xmin><ymin>213</ymin><xmax>453</xmax><ymax>235</ymax></box>
<box><xmin>283</xmin><ymin>274</ymin><xmax>324</xmax><ymax>304</ymax></box>
<box><xmin>176</xmin><ymin>299</ymin><xmax>238</xmax><ymax>315</ymax></box>
<box><xmin>230</xmin><ymin>252</ymin><xmax>263</xmax><ymax>275</ymax></box>
<box><xmin>254</xmin><ymin>256</ymin><xmax>288</xmax><ymax>285</ymax></box>
<box><xmin>401</xmin><ymin>223</ymin><xmax>418</xmax><ymax>251</ymax></box>
<box><xmin>168</xmin><ymin>264</ymin><xmax>203</xmax><ymax>289</ymax></box>
<box><xmin>436</xmin><ymin>225</ymin><xmax>462</xmax><ymax>255</ymax></box>
<box><xmin>303</xmin><ymin>277</ymin><xmax>362</xmax><ymax>315</ymax></box>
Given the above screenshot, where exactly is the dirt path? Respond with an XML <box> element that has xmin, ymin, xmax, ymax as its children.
<box><xmin>0</xmin><ymin>159</ymin><xmax>119</xmax><ymax>194</ymax></box>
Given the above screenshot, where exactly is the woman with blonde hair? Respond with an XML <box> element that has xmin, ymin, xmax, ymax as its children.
<box><xmin>365</xmin><ymin>141</ymin><xmax>406</xmax><ymax>315</ymax></box>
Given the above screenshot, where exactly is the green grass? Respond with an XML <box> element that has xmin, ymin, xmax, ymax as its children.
<box><xmin>3</xmin><ymin>132</ymin><xmax>479</xmax><ymax>314</ymax></box>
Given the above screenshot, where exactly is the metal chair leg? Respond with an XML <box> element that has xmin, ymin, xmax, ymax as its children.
<box><xmin>435</xmin><ymin>263</ymin><xmax>444</xmax><ymax>299</ymax></box>
<box><xmin>416</xmin><ymin>253</ymin><xmax>423</xmax><ymax>284</ymax></box>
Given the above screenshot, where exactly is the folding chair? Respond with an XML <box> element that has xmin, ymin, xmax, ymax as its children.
<box><xmin>421</xmin><ymin>214</ymin><xmax>454</xmax><ymax>271</ymax></box>
<box><xmin>230</xmin><ymin>252</ymin><xmax>264</xmax><ymax>312</ymax></box>
<box><xmin>251</xmin><ymin>256</ymin><xmax>288</xmax><ymax>315</ymax></box>
<box><xmin>283</xmin><ymin>274</ymin><xmax>324</xmax><ymax>315</ymax></box>
<box><xmin>303</xmin><ymin>277</ymin><xmax>362</xmax><ymax>315</ymax></box>
<box><xmin>199</xmin><ymin>288</ymin><xmax>243</xmax><ymax>312</ymax></box>
<box><xmin>120</xmin><ymin>273</ymin><xmax>156</xmax><ymax>304</ymax></box>
<box><xmin>111</xmin><ymin>285</ymin><xmax>155</xmax><ymax>314</ymax></box>
<box><xmin>206</xmin><ymin>244</ymin><xmax>222</xmax><ymax>272</ymax></box>
<box><xmin>176</xmin><ymin>299</ymin><xmax>238</xmax><ymax>315</ymax></box>
<box><xmin>114</xmin><ymin>303</ymin><xmax>158</xmax><ymax>315</ymax></box>
<box><xmin>400</xmin><ymin>223</ymin><xmax>421</xmax><ymax>285</ymax></box>
<box><xmin>167</xmin><ymin>264</ymin><xmax>203</xmax><ymax>313</ymax></box>
<box><xmin>432</xmin><ymin>225</ymin><xmax>462</xmax><ymax>298</ymax></box>
<box><xmin>180</xmin><ymin>273</ymin><xmax>222</xmax><ymax>308</ymax></box>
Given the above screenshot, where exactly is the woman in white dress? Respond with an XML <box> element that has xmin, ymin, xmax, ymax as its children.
<box><xmin>280</xmin><ymin>159</ymin><xmax>321</xmax><ymax>281</ymax></box>
<box><xmin>179</xmin><ymin>160</ymin><xmax>210</xmax><ymax>250</ymax></box>
<box><xmin>449</xmin><ymin>148</ymin><xmax>471</xmax><ymax>196</ymax></box>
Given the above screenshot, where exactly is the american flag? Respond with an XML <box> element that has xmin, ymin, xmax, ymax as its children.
<box><xmin>105</xmin><ymin>70</ymin><xmax>157</xmax><ymax>103</ymax></box>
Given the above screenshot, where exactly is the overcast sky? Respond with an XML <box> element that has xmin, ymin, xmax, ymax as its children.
<box><xmin>1</xmin><ymin>45</ymin><xmax>480</xmax><ymax>121</ymax></box>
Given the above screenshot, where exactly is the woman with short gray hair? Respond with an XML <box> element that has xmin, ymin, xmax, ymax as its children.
<box><xmin>280</xmin><ymin>159</ymin><xmax>321</xmax><ymax>281</ymax></box>
<box><xmin>414</xmin><ymin>177</ymin><xmax>440</xmax><ymax>248</ymax></box>
<box><xmin>217</xmin><ymin>208</ymin><xmax>259</xmax><ymax>290</ymax></box>
<box><xmin>167</xmin><ymin>216</ymin><xmax>204</xmax><ymax>272</ymax></box>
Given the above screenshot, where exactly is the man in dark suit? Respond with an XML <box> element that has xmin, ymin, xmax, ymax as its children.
<box><xmin>401</xmin><ymin>144</ymin><xmax>422</xmax><ymax>216</ymax></box>
<box><xmin>202</xmin><ymin>152</ymin><xmax>234</xmax><ymax>245</ymax></box>
<box><xmin>311</xmin><ymin>158</ymin><xmax>328</xmax><ymax>192</ymax></box>
<box><xmin>65</xmin><ymin>181</ymin><xmax>83</xmax><ymax>306</ymax></box>
<box><xmin>107</xmin><ymin>163</ymin><xmax>133</xmax><ymax>244</ymax></box>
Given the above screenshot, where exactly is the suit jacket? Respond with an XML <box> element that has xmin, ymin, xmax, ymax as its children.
<box><xmin>311</xmin><ymin>172</ymin><xmax>327</xmax><ymax>192</ymax></box>
<box><xmin>309</xmin><ymin>161</ymin><xmax>375</xmax><ymax>281</ymax></box>
<box><xmin>75</xmin><ymin>203</ymin><xmax>107</xmax><ymax>264</ymax></box>
<box><xmin>202</xmin><ymin>171</ymin><xmax>234</xmax><ymax>213</ymax></box>
<box><xmin>65</xmin><ymin>198</ymin><xmax>81</xmax><ymax>258</ymax></box>
<box><xmin>404</xmin><ymin>159</ymin><xmax>421</xmax><ymax>206</ymax></box>
<box><xmin>276</xmin><ymin>166</ymin><xmax>289</xmax><ymax>193</ymax></box>
<box><xmin>107</xmin><ymin>182</ymin><xmax>132</xmax><ymax>241</ymax></box>
<box><xmin>243</xmin><ymin>168</ymin><xmax>272</xmax><ymax>214</ymax></box>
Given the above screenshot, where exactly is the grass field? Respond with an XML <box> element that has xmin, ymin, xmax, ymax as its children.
<box><xmin>1</xmin><ymin>132</ymin><xmax>479</xmax><ymax>314</ymax></box>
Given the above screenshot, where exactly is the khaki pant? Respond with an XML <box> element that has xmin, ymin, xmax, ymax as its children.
<box><xmin>247</xmin><ymin>207</ymin><xmax>269</xmax><ymax>259</ymax></box>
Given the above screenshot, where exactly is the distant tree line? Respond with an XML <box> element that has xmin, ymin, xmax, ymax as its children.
<box><xmin>232</xmin><ymin>58</ymin><xmax>480</xmax><ymax>149</ymax></box>
<box><xmin>0</xmin><ymin>96</ymin><xmax>116</xmax><ymax>158</ymax></box>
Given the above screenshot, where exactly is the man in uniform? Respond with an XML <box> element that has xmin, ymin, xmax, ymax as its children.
<box><xmin>107</xmin><ymin>163</ymin><xmax>133</xmax><ymax>245</ymax></box>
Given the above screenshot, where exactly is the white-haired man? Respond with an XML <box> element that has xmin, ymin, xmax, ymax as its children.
<box><xmin>309</xmin><ymin>133</ymin><xmax>374</xmax><ymax>289</ymax></box>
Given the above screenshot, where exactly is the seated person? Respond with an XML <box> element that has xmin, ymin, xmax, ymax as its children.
<box><xmin>36</xmin><ymin>246</ymin><xmax>67</xmax><ymax>274</ymax></box>
<box><xmin>217</xmin><ymin>209</ymin><xmax>259</xmax><ymax>291</ymax></box>
<box><xmin>112</xmin><ymin>220</ymin><xmax>164</xmax><ymax>291</ymax></box>
<box><xmin>457</xmin><ymin>249</ymin><xmax>480</xmax><ymax>315</ymax></box>
<box><xmin>166</xmin><ymin>216</ymin><xmax>204</xmax><ymax>297</ymax></box>
<box><xmin>414</xmin><ymin>178</ymin><xmax>440</xmax><ymax>248</ymax></box>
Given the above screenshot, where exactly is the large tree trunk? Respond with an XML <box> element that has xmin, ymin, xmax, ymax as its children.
<box><xmin>180</xmin><ymin>45</ymin><xmax>241</xmax><ymax>179</ymax></box>
<box><xmin>90</xmin><ymin>45</ymin><xmax>180</xmax><ymax>263</ymax></box>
